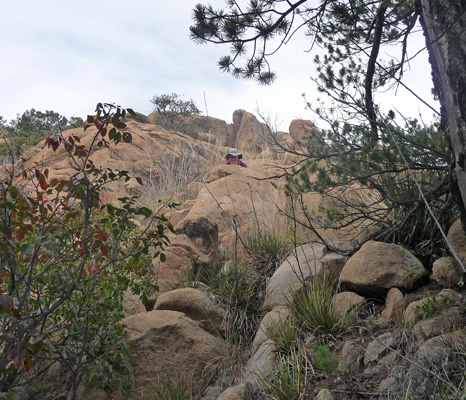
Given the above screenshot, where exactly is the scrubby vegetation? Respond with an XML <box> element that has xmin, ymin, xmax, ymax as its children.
<box><xmin>0</xmin><ymin>103</ymin><xmax>171</xmax><ymax>399</ymax></box>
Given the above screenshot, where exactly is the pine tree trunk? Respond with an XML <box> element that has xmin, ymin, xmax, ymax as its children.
<box><xmin>418</xmin><ymin>0</ymin><xmax>466</xmax><ymax>231</ymax></box>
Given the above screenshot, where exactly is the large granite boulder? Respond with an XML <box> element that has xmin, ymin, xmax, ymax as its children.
<box><xmin>122</xmin><ymin>310</ymin><xmax>226</xmax><ymax>399</ymax></box>
<box><xmin>263</xmin><ymin>243</ymin><xmax>328</xmax><ymax>309</ymax></box>
<box><xmin>154</xmin><ymin>288</ymin><xmax>225</xmax><ymax>336</ymax></box>
<box><xmin>340</xmin><ymin>241</ymin><xmax>428</xmax><ymax>296</ymax></box>
<box><xmin>180</xmin><ymin>160</ymin><xmax>288</xmax><ymax>244</ymax></box>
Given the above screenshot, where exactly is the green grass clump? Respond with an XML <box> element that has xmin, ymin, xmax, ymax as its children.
<box><xmin>203</xmin><ymin>264</ymin><xmax>264</xmax><ymax>348</ymax></box>
<box><xmin>265</xmin><ymin>316</ymin><xmax>299</xmax><ymax>355</ymax></box>
<box><xmin>291</xmin><ymin>274</ymin><xmax>356</xmax><ymax>336</ymax></box>
<box><xmin>242</xmin><ymin>229</ymin><xmax>291</xmax><ymax>274</ymax></box>
<box><xmin>153</xmin><ymin>376</ymin><xmax>196</xmax><ymax>400</ymax></box>
<box><xmin>261</xmin><ymin>349</ymin><xmax>308</xmax><ymax>400</ymax></box>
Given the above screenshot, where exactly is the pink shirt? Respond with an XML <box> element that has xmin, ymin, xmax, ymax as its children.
<box><xmin>225</xmin><ymin>161</ymin><xmax>248</xmax><ymax>168</ymax></box>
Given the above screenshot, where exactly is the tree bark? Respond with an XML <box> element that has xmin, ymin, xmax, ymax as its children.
<box><xmin>417</xmin><ymin>0</ymin><xmax>466</xmax><ymax>231</ymax></box>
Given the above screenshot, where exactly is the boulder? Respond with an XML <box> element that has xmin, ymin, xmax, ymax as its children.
<box><xmin>154</xmin><ymin>288</ymin><xmax>225</xmax><ymax>336</ymax></box>
<box><xmin>243</xmin><ymin>340</ymin><xmax>276</xmax><ymax>385</ymax></box>
<box><xmin>341</xmin><ymin>340</ymin><xmax>364</xmax><ymax>372</ymax></box>
<box><xmin>289</xmin><ymin>119</ymin><xmax>320</xmax><ymax>149</ymax></box>
<box><xmin>123</xmin><ymin>290</ymin><xmax>147</xmax><ymax>316</ymax></box>
<box><xmin>340</xmin><ymin>241</ymin><xmax>428</xmax><ymax>296</ymax></box>
<box><xmin>404</xmin><ymin>289</ymin><xmax>462</xmax><ymax>324</ymax></box>
<box><xmin>181</xmin><ymin>160</ymin><xmax>288</xmax><ymax>244</ymax></box>
<box><xmin>413</xmin><ymin>309</ymin><xmax>460</xmax><ymax>341</ymax></box>
<box><xmin>263</xmin><ymin>243</ymin><xmax>328</xmax><ymax>309</ymax></box>
<box><xmin>404</xmin><ymin>298</ymin><xmax>425</xmax><ymax>324</ymax></box>
<box><xmin>415</xmin><ymin>330</ymin><xmax>463</xmax><ymax>360</ymax></box>
<box><xmin>122</xmin><ymin>310</ymin><xmax>226</xmax><ymax>399</ymax></box>
<box><xmin>333</xmin><ymin>292</ymin><xmax>365</xmax><ymax>318</ymax></box>
<box><xmin>228</xmin><ymin>109</ymin><xmax>268</xmax><ymax>155</ymax></box>
<box><xmin>251</xmin><ymin>306</ymin><xmax>292</xmax><ymax>354</ymax></box>
<box><xmin>152</xmin><ymin>217</ymin><xmax>219</xmax><ymax>291</ymax></box>
<box><xmin>379</xmin><ymin>288</ymin><xmax>406</xmax><ymax>326</ymax></box>
<box><xmin>447</xmin><ymin>219</ymin><xmax>466</xmax><ymax>268</ymax></box>
<box><xmin>316</xmin><ymin>388</ymin><xmax>334</xmax><ymax>400</ymax></box>
<box><xmin>217</xmin><ymin>383</ymin><xmax>252</xmax><ymax>400</ymax></box>
<box><xmin>432</xmin><ymin>256</ymin><xmax>464</xmax><ymax>288</ymax></box>
<box><xmin>364</xmin><ymin>332</ymin><xmax>394</xmax><ymax>365</ymax></box>
<box><xmin>217</xmin><ymin>383</ymin><xmax>251</xmax><ymax>400</ymax></box>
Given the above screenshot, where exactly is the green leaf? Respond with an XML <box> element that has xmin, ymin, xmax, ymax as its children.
<box><xmin>20</xmin><ymin>244</ymin><xmax>34</xmax><ymax>256</ymax></box>
<box><xmin>122</xmin><ymin>132</ymin><xmax>132</xmax><ymax>143</ymax></box>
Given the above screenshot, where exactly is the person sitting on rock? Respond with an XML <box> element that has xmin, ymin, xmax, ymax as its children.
<box><xmin>225</xmin><ymin>148</ymin><xmax>247</xmax><ymax>168</ymax></box>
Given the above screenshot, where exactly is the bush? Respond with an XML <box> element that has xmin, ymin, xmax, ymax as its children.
<box><xmin>0</xmin><ymin>103</ymin><xmax>170</xmax><ymax>398</ymax></box>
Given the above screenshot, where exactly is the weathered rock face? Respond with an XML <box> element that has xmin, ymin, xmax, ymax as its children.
<box><xmin>154</xmin><ymin>288</ymin><xmax>225</xmax><ymax>336</ymax></box>
<box><xmin>152</xmin><ymin>217</ymin><xmax>219</xmax><ymax>291</ymax></box>
<box><xmin>122</xmin><ymin>310</ymin><xmax>226</xmax><ymax>400</ymax></box>
<box><xmin>288</xmin><ymin>119</ymin><xmax>319</xmax><ymax>148</ymax></box>
<box><xmin>340</xmin><ymin>241</ymin><xmax>429</xmax><ymax>296</ymax></box>
<box><xmin>16</xmin><ymin>115</ymin><xmax>224</xmax><ymax>206</ymax></box>
<box><xmin>228</xmin><ymin>109</ymin><xmax>288</xmax><ymax>156</ymax></box>
<box><xmin>179</xmin><ymin>160</ymin><xmax>289</xmax><ymax>244</ymax></box>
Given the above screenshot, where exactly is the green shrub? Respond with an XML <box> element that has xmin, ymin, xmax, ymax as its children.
<box><xmin>0</xmin><ymin>104</ymin><xmax>169</xmax><ymax>398</ymax></box>
<box><xmin>312</xmin><ymin>345</ymin><xmax>340</xmax><ymax>374</ymax></box>
<box><xmin>415</xmin><ymin>293</ymin><xmax>455</xmax><ymax>319</ymax></box>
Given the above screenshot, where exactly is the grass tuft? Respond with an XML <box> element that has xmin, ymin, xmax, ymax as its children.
<box><xmin>291</xmin><ymin>274</ymin><xmax>357</xmax><ymax>336</ymax></box>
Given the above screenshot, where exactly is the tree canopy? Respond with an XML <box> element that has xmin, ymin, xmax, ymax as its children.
<box><xmin>0</xmin><ymin>109</ymin><xmax>84</xmax><ymax>161</ymax></box>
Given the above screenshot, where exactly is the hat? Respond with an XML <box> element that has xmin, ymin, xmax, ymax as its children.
<box><xmin>226</xmin><ymin>148</ymin><xmax>242</xmax><ymax>159</ymax></box>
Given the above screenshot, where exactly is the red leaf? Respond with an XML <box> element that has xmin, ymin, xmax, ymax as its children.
<box><xmin>39</xmin><ymin>175</ymin><xmax>49</xmax><ymax>190</ymax></box>
<box><xmin>24</xmin><ymin>358</ymin><xmax>33</xmax><ymax>372</ymax></box>
<box><xmin>100</xmin><ymin>245</ymin><xmax>109</xmax><ymax>258</ymax></box>
<box><xmin>16</xmin><ymin>229</ymin><xmax>25</xmax><ymax>242</ymax></box>
<box><xmin>94</xmin><ymin>119</ymin><xmax>104</xmax><ymax>129</ymax></box>
<box><xmin>96</xmin><ymin>231</ymin><xmax>110</xmax><ymax>240</ymax></box>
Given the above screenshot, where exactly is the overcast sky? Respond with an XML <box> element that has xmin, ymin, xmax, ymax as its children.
<box><xmin>1</xmin><ymin>1</ymin><xmax>439</xmax><ymax>132</ymax></box>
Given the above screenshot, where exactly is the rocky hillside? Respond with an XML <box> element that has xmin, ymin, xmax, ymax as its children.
<box><xmin>11</xmin><ymin>109</ymin><xmax>466</xmax><ymax>400</ymax></box>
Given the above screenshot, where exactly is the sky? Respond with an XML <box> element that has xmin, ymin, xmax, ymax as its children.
<box><xmin>1</xmin><ymin>1</ymin><xmax>439</xmax><ymax>132</ymax></box>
